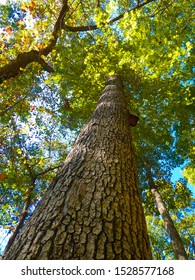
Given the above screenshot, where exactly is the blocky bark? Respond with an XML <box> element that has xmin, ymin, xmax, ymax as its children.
<box><xmin>3</xmin><ymin>74</ymin><xmax>152</xmax><ymax>260</ymax></box>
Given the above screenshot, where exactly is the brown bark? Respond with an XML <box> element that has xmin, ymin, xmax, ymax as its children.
<box><xmin>0</xmin><ymin>50</ymin><xmax>54</xmax><ymax>84</ymax></box>
<box><xmin>144</xmin><ymin>163</ymin><xmax>188</xmax><ymax>260</ymax></box>
<box><xmin>3</xmin><ymin>74</ymin><xmax>152</xmax><ymax>260</ymax></box>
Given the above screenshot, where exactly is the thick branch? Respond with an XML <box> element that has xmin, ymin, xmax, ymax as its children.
<box><xmin>0</xmin><ymin>50</ymin><xmax>54</xmax><ymax>84</ymax></box>
<box><xmin>41</xmin><ymin>1</ymin><xmax>69</xmax><ymax>56</ymax></box>
<box><xmin>0</xmin><ymin>0</ymin><xmax>154</xmax><ymax>83</ymax></box>
<box><xmin>0</xmin><ymin>1</ymin><xmax>69</xmax><ymax>84</ymax></box>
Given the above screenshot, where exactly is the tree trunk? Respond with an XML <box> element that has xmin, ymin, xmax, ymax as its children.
<box><xmin>3</xmin><ymin>74</ymin><xmax>152</xmax><ymax>260</ymax></box>
<box><xmin>144</xmin><ymin>163</ymin><xmax>188</xmax><ymax>260</ymax></box>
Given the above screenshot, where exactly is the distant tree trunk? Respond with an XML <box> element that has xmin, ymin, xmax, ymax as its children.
<box><xmin>3</xmin><ymin>194</ymin><xmax>31</xmax><ymax>254</ymax></box>
<box><xmin>144</xmin><ymin>162</ymin><xmax>188</xmax><ymax>260</ymax></box>
<box><xmin>3</xmin><ymin>74</ymin><xmax>152</xmax><ymax>260</ymax></box>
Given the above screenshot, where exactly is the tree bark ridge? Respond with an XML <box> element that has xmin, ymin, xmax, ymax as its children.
<box><xmin>3</xmin><ymin>74</ymin><xmax>152</xmax><ymax>260</ymax></box>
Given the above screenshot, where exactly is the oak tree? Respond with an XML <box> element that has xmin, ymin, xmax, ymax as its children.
<box><xmin>0</xmin><ymin>0</ymin><xmax>194</xmax><ymax>259</ymax></box>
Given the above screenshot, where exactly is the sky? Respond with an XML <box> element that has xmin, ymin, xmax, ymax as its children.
<box><xmin>171</xmin><ymin>167</ymin><xmax>195</xmax><ymax>197</ymax></box>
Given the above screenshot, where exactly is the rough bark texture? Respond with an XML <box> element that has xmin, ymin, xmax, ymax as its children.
<box><xmin>145</xmin><ymin>165</ymin><xmax>188</xmax><ymax>260</ymax></box>
<box><xmin>3</xmin><ymin>74</ymin><xmax>152</xmax><ymax>260</ymax></box>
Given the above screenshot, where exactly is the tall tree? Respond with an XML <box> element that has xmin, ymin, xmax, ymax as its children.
<box><xmin>3</xmin><ymin>74</ymin><xmax>152</xmax><ymax>260</ymax></box>
<box><xmin>0</xmin><ymin>0</ymin><xmax>194</xmax><ymax>259</ymax></box>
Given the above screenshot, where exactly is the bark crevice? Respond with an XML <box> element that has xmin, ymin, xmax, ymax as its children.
<box><xmin>3</xmin><ymin>75</ymin><xmax>152</xmax><ymax>260</ymax></box>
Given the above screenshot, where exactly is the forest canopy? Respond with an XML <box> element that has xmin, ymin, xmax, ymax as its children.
<box><xmin>0</xmin><ymin>0</ymin><xmax>195</xmax><ymax>259</ymax></box>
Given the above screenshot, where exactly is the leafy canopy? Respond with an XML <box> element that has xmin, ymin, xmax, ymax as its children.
<box><xmin>0</xmin><ymin>0</ymin><xmax>194</xmax><ymax>258</ymax></box>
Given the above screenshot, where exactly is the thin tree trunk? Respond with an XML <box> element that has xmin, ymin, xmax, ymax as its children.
<box><xmin>3</xmin><ymin>195</ymin><xmax>31</xmax><ymax>254</ymax></box>
<box><xmin>3</xmin><ymin>74</ymin><xmax>152</xmax><ymax>260</ymax></box>
<box><xmin>144</xmin><ymin>163</ymin><xmax>188</xmax><ymax>260</ymax></box>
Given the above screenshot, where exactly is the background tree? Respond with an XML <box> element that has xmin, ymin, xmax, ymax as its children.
<box><xmin>143</xmin><ymin>159</ymin><xmax>188</xmax><ymax>260</ymax></box>
<box><xmin>0</xmin><ymin>0</ymin><xmax>195</xmax><ymax>259</ymax></box>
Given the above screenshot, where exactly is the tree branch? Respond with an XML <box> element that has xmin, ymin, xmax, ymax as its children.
<box><xmin>0</xmin><ymin>0</ymin><xmax>69</xmax><ymax>84</ymax></box>
<box><xmin>41</xmin><ymin>0</ymin><xmax>69</xmax><ymax>56</ymax></box>
<box><xmin>35</xmin><ymin>164</ymin><xmax>63</xmax><ymax>178</ymax></box>
<box><xmin>63</xmin><ymin>0</ymin><xmax>156</xmax><ymax>32</ymax></box>
<box><xmin>0</xmin><ymin>0</ymin><xmax>154</xmax><ymax>83</ymax></box>
<box><xmin>0</xmin><ymin>50</ymin><xmax>54</xmax><ymax>84</ymax></box>
<box><xmin>0</xmin><ymin>92</ymin><xmax>29</xmax><ymax>116</ymax></box>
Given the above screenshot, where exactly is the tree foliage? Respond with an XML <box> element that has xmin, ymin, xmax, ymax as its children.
<box><xmin>0</xmin><ymin>0</ymin><xmax>194</xmax><ymax>259</ymax></box>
